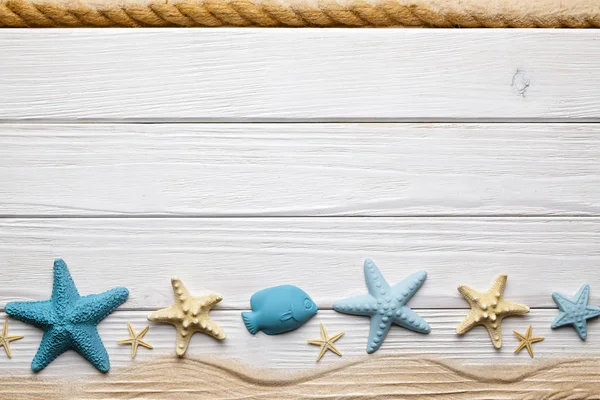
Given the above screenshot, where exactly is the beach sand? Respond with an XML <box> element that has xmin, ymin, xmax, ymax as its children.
<box><xmin>2</xmin><ymin>355</ymin><xmax>599</xmax><ymax>399</ymax></box>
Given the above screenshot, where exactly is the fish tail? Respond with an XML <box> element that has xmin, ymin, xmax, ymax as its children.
<box><xmin>242</xmin><ymin>312</ymin><xmax>259</xmax><ymax>334</ymax></box>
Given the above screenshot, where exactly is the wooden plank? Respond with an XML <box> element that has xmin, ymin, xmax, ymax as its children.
<box><xmin>0</xmin><ymin>309</ymin><xmax>597</xmax><ymax>376</ymax></box>
<box><xmin>2</xmin><ymin>123</ymin><xmax>600</xmax><ymax>217</ymax></box>
<box><xmin>1</xmin><ymin>30</ymin><xmax>599</xmax><ymax>121</ymax></box>
<box><xmin>0</xmin><ymin>217</ymin><xmax>598</xmax><ymax>310</ymax></box>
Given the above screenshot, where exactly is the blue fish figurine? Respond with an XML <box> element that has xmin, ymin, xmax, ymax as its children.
<box><xmin>242</xmin><ymin>285</ymin><xmax>318</xmax><ymax>335</ymax></box>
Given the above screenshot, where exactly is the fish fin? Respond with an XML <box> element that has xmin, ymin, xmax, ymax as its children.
<box><xmin>242</xmin><ymin>312</ymin><xmax>259</xmax><ymax>334</ymax></box>
<box><xmin>279</xmin><ymin>310</ymin><xmax>293</xmax><ymax>322</ymax></box>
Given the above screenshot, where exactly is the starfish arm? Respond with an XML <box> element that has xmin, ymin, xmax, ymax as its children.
<box><xmin>328</xmin><ymin>332</ymin><xmax>344</xmax><ymax>342</ymax></box>
<box><xmin>326</xmin><ymin>343</ymin><xmax>342</xmax><ymax>357</ymax></box>
<box><xmin>485</xmin><ymin>324</ymin><xmax>503</xmax><ymax>348</ymax></box>
<box><xmin>574</xmin><ymin>284</ymin><xmax>591</xmax><ymax>308</ymax></box>
<box><xmin>498</xmin><ymin>300</ymin><xmax>530</xmax><ymax>316</ymax></box>
<box><xmin>131</xmin><ymin>341</ymin><xmax>138</xmax><ymax>358</ymax></box>
<box><xmin>116</xmin><ymin>338</ymin><xmax>134</xmax><ymax>344</ymax></box>
<box><xmin>552</xmin><ymin>292</ymin><xmax>576</xmax><ymax>312</ymax></box>
<box><xmin>2</xmin><ymin>320</ymin><xmax>6</xmax><ymax>336</ymax></box>
<box><xmin>308</xmin><ymin>339</ymin><xmax>325</xmax><ymax>346</ymax></box>
<box><xmin>392</xmin><ymin>306</ymin><xmax>430</xmax><ymax>334</ymax></box>
<box><xmin>529</xmin><ymin>336</ymin><xmax>544</xmax><ymax>344</ymax></box>
<box><xmin>137</xmin><ymin>339</ymin><xmax>153</xmax><ymax>350</ymax></box>
<box><xmin>175</xmin><ymin>328</ymin><xmax>192</xmax><ymax>356</ymax></box>
<box><xmin>31</xmin><ymin>328</ymin><xmax>72</xmax><ymax>372</ymax></box>
<box><xmin>170</xmin><ymin>278</ymin><xmax>191</xmax><ymax>302</ymax></box>
<box><xmin>137</xmin><ymin>325</ymin><xmax>150</xmax><ymax>339</ymax></box>
<box><xmin>51</xmin><ymin>259</ymin><xmax>81</xmax><ymax>311</ymax></box>
<box><xmin>551</xmin><ymin>311</ymin><xmax>574</xmax><ymax>329</ymax></box>
<box><xmin>514</xmin><ymin>340</ymin><xmax>527</xmax><ymax>354</ymax></box>
<box><xmin>2</xmin><ymin>342</ymin><xmax>12</xmax><ymax>358</ymax></box>
<box><xmin>201</xmin><ymin>319</ymin><xmax>226</xmax><ymax>340</ymax></box>
<box><xmin>573</xmin><ymin>319</ymin><xmax>588</xmax><ymax>340</ymax></box>
<box><xmin>391</xmin><ymin>271</ymin><xmax>427</xmax><ymax>305</ymax></box>
<box><xmin>70</xmin><ymin>325</ymin><xmax>110</xmax><ymax>372</ymax></box>
<box><xmin>333</xmin><ymin>294</ymin><xmax>378</xmax><ymax>317</ymax></box>
<box><xmin>363</xmin><ymin>259</ymin><xmax>390</xmax><ymax>297</ymax></box>
<box><xmin>148</xmin><ymin>305</ymin><xmax>182</xmax><ymax>324</ymax></box>
<box><xmin>198</xmin><ymin>294</ymin><xmax>223</xmax><ymax>309</ymax></box>
<box><xmin>127</xmin><ymin>323</ymin><xmax>135</xmax><ymax>337</ymax></box>
<box><xmin>457</xmin><ymin>285</ymin><xmax>482</xmax><ymax>305</ymax></box>
<box><xmin>5</xmin><ymin>300</ymin><xmax>54</xmax><ymax>330</ymax></box>
<box><xmin>456</xmin><ymin>311</ymin><xmax>479</xmax><ymax>335</ymax></box>
<box><xmin>316</xmin><ymin>344</ymin><xmax>327</xmax><ymax>362</ymax></box>
<box><xmin>513</xmin><ymin>331</ymin><xmax>527</xmax><ymax>341</ymax></box>
<box><xmin>366</xmin><ymin>314</ymin><xmax>392</xmax><ymax>354</ymax></box>
<box><xmin>190</xmin><ymin>294</ymin><xmax>223</xmax><ymax>315</ymax></box>
<box><xmin>585</xmin><ymin>304</ymin><xmax>600</xmax><ymax>320</ymax></box>
<box><xmin>320</xmin><ymin>322</ymin><xmax>327</xmax><ymax>339</ymax></box>
<box><xmin>490</xmin><ymin>274</ymin><xmax>508</xmax><ymax>297</ymax></box>
<box><xmin>71</xmin><ymin>287</ymin><xmax>129</xmax><ymax>324</ymax></box>
<box><xmin>525</xmin><ymin>343</ymin><xmax>535</xmax><ymax>358</ymax></box>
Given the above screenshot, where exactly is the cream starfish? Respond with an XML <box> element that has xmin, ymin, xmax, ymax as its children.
<box><xmin>0</xmin><ymin>319</ymin><xmax>23</xmax><ymax>358</ymax></box>
<box><xmin>117</xmin><ymin>323</ymin><xmax>153</xmax><ymax>359</ymax></box>
<box><xmin>513</xmin><ymin>325</ymin><xmax>544</xmax><ymax>358</ymax></box>
<box><xmin>148</xmin><ymin>278</ymin><xmax>226</xmax><ymax>356</ymax></box>
<box><xmin>307</xmin><ymin>322</ymin><xmax>343</xmax><ymax>362</ymax></box>
<box><xmin>456</xmin><ymin>274</ymin><xmax>529</xmax><ymax>348</ymax></box>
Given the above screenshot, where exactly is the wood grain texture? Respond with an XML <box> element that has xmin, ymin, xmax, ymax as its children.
<box><xmin>1</xmin><ymin>30</ymin><xmax>600</xmax><ymax>121</ymax></box>
<box><xmin>1</xmin><ymin>309</ymin><xmax>598</xmax><ymax>376</ymax></box>
<box><xmin>2</xmin><ymin>123</ymin><xmax>600</xmax><ymax>217</ymax></box>
<box><xmin>1</xmin><ymin>218</ymin><xmax>598</xmax><ymax>310</ymax></box>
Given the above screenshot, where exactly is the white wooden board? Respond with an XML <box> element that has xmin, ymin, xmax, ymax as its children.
<box><xmin>0</xmin><ymin>309</ymin><xmax>596</xmax><ymax>375</ymax></box>
<box><xmin>1</xmin><ymin>30</ymin><xmax>600</xmax><ymax>393</ymax></box>
<box><xmin>2</xmin><ymin>123</ymin><xmax>600</xmax><ymax>217</ymax></box>
<box><xmin>0</xmin><ymin>218</ymin><xmax>598</xmax><ymax>310</ymax></box>
<box><xmin>1</xmin><ymin>30</ymin><xmax>600</xmax><ymax>121</ymax></box>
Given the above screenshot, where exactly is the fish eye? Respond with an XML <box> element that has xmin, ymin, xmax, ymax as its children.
<box><xmin>304</xmin><ymin>299</ymin><xmax>312</xmax><ymax>309</ymax></box>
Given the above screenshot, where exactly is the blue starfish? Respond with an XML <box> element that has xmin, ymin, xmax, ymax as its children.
<box><xmin>333</xmin><ymin>259</ymin><xmax>430</xmax><ymax>354</ymax></box>
<box><xmin>551</xmin><ymin>284</ymin><xmax>600</xmax><ymax>340</ymax></box>
<box><xmin>5</xmin><ymin>259</ymin><xmax>129</xmax><ymax>372</ymax></box>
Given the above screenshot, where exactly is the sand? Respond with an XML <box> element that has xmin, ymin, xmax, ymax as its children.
<box><xmin>2</xmin><ymin>355</ymin><xmax>600</xmax><ymax>399</ymax></box>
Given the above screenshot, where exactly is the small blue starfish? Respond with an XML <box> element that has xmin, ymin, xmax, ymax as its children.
<box><xmin>5</xmin><ymin>259</ymin><xmax>129</xmax><ymax>372</ymax></box>
<box><xmin>551</xmin><ymin>284</ymin><xmax>600</xmax><ymax>340</ymax></box>
<box><xmin>333</xmin><ymin>259</ymin><xmax>430</xmax><ymax>354</ymax></box>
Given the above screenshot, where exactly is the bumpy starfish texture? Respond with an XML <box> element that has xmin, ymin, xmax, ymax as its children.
<box><xmin>117</xmin><ymin>323</ymin><xmax>153</xmax><ymax>359</ymax></box>
<box><xmin>148</xmin><ymin>278</ymin><xmax>226</xmax><ymax>356</ymax></box>
<box><xmin>333</xmin><ymin>259</ymin><xmax>430</xmax><ymax>354</ymax></box>
<box><xmin>4</xmin><ymin>259</ymin><xmax>129</xmax><ymax>372</ymax></box>
<box><xmin>307</xmin><ymin>322</ymin><xmax>343</xmax><ymax>362</ymax></box>
<box><xmin>0</xmin><ymin>320</ymin><xmax>24</xmax><ymax>358</ymax></box>
<box><xmin>456</xmin><ymin>274</ymin><xmax>529</xmax><ymax>349</ymax></box>
<box><xmin>551</xmin><ymin>284</ymin><xmax>600</xmax><ymax>340</ymax></box>
<box><xmin>513</xmin><ymin>325</ymin><xmax>544</xmax><ymax>358</ymax></box>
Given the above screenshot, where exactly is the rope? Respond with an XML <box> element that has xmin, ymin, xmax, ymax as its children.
<box><xmin>1</xmin><ymin>0</ymin><xmax>599</xmax><ymax>27</ymax></box>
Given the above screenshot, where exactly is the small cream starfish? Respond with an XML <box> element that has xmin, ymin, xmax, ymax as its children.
<box><xmin>307</xmin><ymin>322</ymin><xmax>343</xmax><ymax>362</ymax></box>
<box><xmin>457</xmin><ymin>274</ymin><xmax>530</xmax><ymax>348</ymax></box>
<box><xmin>148</xmin><ymin>277</ymin><xmax>226</xmax><ymax>356</ymax></box>
<box><xmin>0</xmin><ymin>319</ymin><xmax>23</xmax><ymax>358</ymax></box>
<box><xmin>117</xmin><ymin>323</ymin><xmax>153</xmax><ymax>359</ymax></box>
<box><xmin>514</xmin><ymin>325</ymin><xmax>544</xmax><ymax>358</ymax></box>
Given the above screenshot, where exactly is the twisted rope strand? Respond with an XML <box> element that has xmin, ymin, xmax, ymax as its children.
<box><xmin>1</xmin><ymin>0</ymin><xmax>599</xmax><ymax>27</ymax></box>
